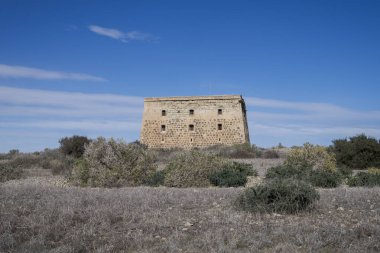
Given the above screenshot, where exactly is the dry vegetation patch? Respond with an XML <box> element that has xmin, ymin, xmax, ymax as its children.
<box><xmin>1</xmin><ymin>180</ymin><xmax>379</xmax><ymax>253</ymax></box>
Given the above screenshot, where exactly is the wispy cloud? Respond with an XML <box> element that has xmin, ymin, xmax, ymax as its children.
<box><xmin>89</xmin><ymin>25</ymin><xmax>156</xmax><ymax>43</ymax></box>
<box><xmin>0</xmin><ymin>64</ymin><xmax>105</xmax><ymax>81</ymax></box>
<box><xmin>0</xmin><ymin>86</ymin><xmax>379</xmax><ymax>151</ymax></box>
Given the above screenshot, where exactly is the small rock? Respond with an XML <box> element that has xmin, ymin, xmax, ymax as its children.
<box><xmin>337</xmin><ymin>207</ymin><xmax>344</xmax><ymax>211</ymax></box>
<box><xmin>184</xmin><ymin>221</ymin><xmax>193</xmax><ymax>227</ymax></box>
<box><xmin>155</xmin><ymin>235</ymin><xmax>161</xmax><ymax>239</ymax></box>
<box><xmin>182</xmin><ymin>228</ymin><xmax>188</xmax><ymax>231</ymax></box>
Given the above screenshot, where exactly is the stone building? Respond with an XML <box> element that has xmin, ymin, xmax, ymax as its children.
<box><xmin>140</xmin><ymin>95</ymin><xmax>250</xmax><ymax>149</ymax></box>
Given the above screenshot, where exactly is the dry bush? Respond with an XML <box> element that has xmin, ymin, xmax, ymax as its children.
<box><xmin>0</xmin><ymin>164</ymin><xmax>23</xmax><ymax>182</ymax></box>
<box><xmin>203</xmin><ymin>143</ymin><xmax>259</xmax><ymax>158</ymax></box>
<box><xmin>163</xmin><ymin>150</ymin><xmax>228</xmax><ymax>187</ymax></box>
<box><xmin>71</xmin><ymin>137</ymin><xmax>156</xmax><ymax>187</ymax></box>
<box><xmin>0</xmin><ymin>149</ymin><xmax>72</xmax><ymax>176</ymax></box>
<box><xmin>285</xmin><ymin>143</ymin><xmax>337</xmax><ymax>172</ymax></box>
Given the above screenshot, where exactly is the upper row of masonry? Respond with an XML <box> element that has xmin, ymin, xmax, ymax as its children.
<box><xmin>144</xmin><ymin>94</ymin><xmax>243</xmax><ymax>102</ymax></box>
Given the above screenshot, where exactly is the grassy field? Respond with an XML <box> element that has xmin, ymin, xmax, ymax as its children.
<box><xmin>1</xmin><ymin>175</ymin><xmax>379</xmax><ymax>253</ymax></box>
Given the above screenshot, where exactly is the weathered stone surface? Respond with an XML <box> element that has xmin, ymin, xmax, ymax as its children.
<box><xmin>140</xmin><ymin>95</ymin><xmax>250</xmax><ymax>149</ymax></box>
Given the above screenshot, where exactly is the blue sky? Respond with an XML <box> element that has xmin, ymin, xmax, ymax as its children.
<box><xmin>0</xmin><ymin>0</ymin><xmax>379</xmax><ymax>152</ymax></box>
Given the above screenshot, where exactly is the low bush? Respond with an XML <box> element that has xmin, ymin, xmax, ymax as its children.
<box><xmin>262</xmin><ymin>149</ymin><xmax>280</xmax><ymax>159</ymax></box>
<box><xmin>70</xmin><ymin>138</ymin><xmax>156</xmax><ymax>187</ymax></box>
<box><xmin>144</xmin><ymin>170</ymin><xmax>166</xmax><ymax>187</ymax></box>
<box><xmin>308</xmin><ymin>170</ymin><xmax>342</xmax><ymax>188</ymax></box>
<box><xmin>0</xmin><ymin>164</ymin><xmax>23</xmax><ymax>182</ymax></box>
<box><xmin>235</xmin><ymin>178</ymin><xmax>319</xmax><ymax>214</ymax></box>
<box><xmin>266</xmin><ymin>164</ymin><xmax>342</xmax><ymax>188</ymax></box>
<box><xmin>347</xmin><ymin>172</ymin><xmax>380</xmax><ymax>187</ymax></box>
<box><xmin>337</xmin><ymin>165</ymin><xmax>353</xmax><ymax>178</ymax></box>
<box><xmin>285</xmin><ymin>143</ymin><xmax>337</xmax><ymax>172</ymax></box>
<box><xmin>209</xmin><ymin>162</ymin><xmax>257</xmax><ymax>187</ymax></box>
<box><xmin>368</xmin><ymin>167</ymin><xmax>380</xmax><ymax>175</ymax></box>
<box><xmin>204</xmin><ymin>143</ymin><xmax>259</xmax><ymax>158</ymax></box>
<box><xmin>265</xmin><ymin>165</ymin><xmax>304</xmax><ymax>180</ymax></box>
<box><xmin>163</xmin><ymin>151</ymin><xmax>228</xmax><ymax>187</ymax></box>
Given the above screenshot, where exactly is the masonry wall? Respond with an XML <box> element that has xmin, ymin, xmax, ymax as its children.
<box><xmin>140</xmin><ymin>95</ymin><xmax>250</xmax><ymax>149</ymax></box>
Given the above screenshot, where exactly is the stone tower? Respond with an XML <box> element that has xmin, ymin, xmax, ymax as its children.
<box><xmin>140</xmin><ymin>95</ymin><xmax>250</xmax><ymax>149</ymax></box>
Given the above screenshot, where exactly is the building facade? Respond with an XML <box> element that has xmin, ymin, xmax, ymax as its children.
<box><xmin>140</xmin><ymin>95</ymin><xmax>250</xmax><ymax>149</ymax></box>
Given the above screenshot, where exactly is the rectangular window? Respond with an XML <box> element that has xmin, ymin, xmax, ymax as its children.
<box><xmin>218</xmin><ymin>109</ymin><xmax>222</xmax><ymax>115</ymax></box>
<box><xmin>162</xmin><ymin>110</ymin><xmax>166</xmax><ymax>116</ymax></box>
<box><xmin>189</xmin><ymin>124</ymin><xmax>194</xmax><ymax>131</ymax></box>
<box><xmin>189</xmin><ymin>109</ymin><xmax>194</xmax><ymax>115</ymax></box>
<box><xmin>161</xmin><ymin>125</ymin><xmax>166</xmax><ymax>132</ymax></box>
<box><xmin>218</xmin><ymin>124</ymin><xmax>222</xmax><ymax>130</ymax></box>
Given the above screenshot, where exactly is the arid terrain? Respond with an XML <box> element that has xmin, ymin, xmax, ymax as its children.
<box><xmin>1</xmin><ymin>157</ymin><xmax>379</xmax><ymax>253</ymax></box>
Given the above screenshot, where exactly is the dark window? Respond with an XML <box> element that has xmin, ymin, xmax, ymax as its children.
<box><xmin>162</xmin><ymin>110</ymin><xmax>166</xmax><ymax>116</ymax></box>
<box><xmin>218</xmin><ymin>109</ymin><xmax>222</xmax><ymax>115</ymax></box>
<box><xmin>161</xmin><ymin>125</ymin><xmax>166</xmax><ymax>132</ymax></box>
<box><xmin>189</xmin><ymin>124</ymin><xmax>194</xmax><ymax>131</ymax></box>
<box><xmin>218</xmin><ymin>124</ymin><xmax>222</xmax><ymax>130</ymax></box>
<box><xmin>189</xmin><ymin>109</ymin><xmax>194</xmax><ymax>115</ymax></box>
<box><xmin>190</xmin><ymin>138</ymin><xmax>193</xmax><ymax>142</ymax></box>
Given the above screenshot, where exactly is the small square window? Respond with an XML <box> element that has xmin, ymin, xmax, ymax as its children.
<box><xmin>189</xmin><ymin>109</ymin><xmax>194</xmax><ymax>115</ymax></box>
<box><xmin>161</xmin><ymin>125</ymin><xmax>166</xmax><ymax>132</ymax></box>
<box><xmin>162</xmin><ymin>110</ymin><xmax>166</xmax><ymax>116</ymax></box>
<box><xmin>190</xmin><ymin>138</ymin><xmax>193</xmax><ymax>143</ymax></box>
<box><xmin>189</xmin><ymin>124</ymin><xmax>194</xmax><ymax>131</ymax></box>
<box><xmin>218</xmin><ymin>124</ymin><xmax>222</xmax><ymax>130</ymax></box>
<box><xmin>218</xmin><ymin>109</ymin><xmax>222</xmax><ymax>115</ymax></box>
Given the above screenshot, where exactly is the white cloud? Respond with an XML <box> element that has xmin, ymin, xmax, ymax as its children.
<box><xmin>0</xmin><ymin>64</ymin><xmax>105</xmax><ymax>81</ymax></box>
<box><xmin>89</xmin><ymin>25</ymin><xmax>156</xmax><ymax>43</ymax></box>
<box><xmin>0</xmin><ymin>86</ymin><xmax>379</xmax><ymax>151</ymax></box>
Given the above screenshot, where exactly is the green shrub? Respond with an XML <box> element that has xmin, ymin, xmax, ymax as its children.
<box><xmin>59</xmin><ymin>135</ymin><xmax>91</xmax><ymax>158</ymax></box>
<box><xmin>0</xmin><ymin>164</ymin><xmax>23</xmax><ymax>182</ymax></box>
<box><xmin>265</xmin><ymin>165</ymin><xmax>305</xmax><ymax>180</ymax></box>
<box><xmin>144</xmin><ymin>170</ymin><xmax>166</xmax><ymax>187</ymax></box>
<box><xmin>309</xmin><ymin>170</ymin><xmax>342</xmax><ymax>188</ymax></box>
<box><xmin>347</xmin><ymin>172</ymin><xmax>380</xmax><ymax>187</ymax></box>
<box><xmin>163</xmin><ymin>151</ymin><xmax>228</xmax><ymax>187</ymax></box>
<box><xmin>266</xmin><ymin>165</ymin><xmax>341</xmax><ymax>188</ymax></box>
<box><xmin>71</xmin><ymin>137</ymin><xmax>156</xmax><ymax>187</ymax></box>
<box><xmin>330</xmin><ymin>134</ymin><xmax>380</xmax><ymax>169</ymax></box>
<box><xmin>209</xmin><ymin>162</ymin><xmax>257</xmax><ymax>187</ymax></box>
<box><xmin>235</xmin><ymin>179</ymin><xmax>319</xmax><ymax>214</ymax></box>
<box><xmin>337</xmin><ymin>165</ymin><xmax>353</xmax><ymax>178</ymax></box>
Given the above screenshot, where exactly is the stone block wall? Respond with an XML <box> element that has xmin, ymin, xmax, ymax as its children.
<box><xmin>140</xmin><ymin>95</ymin><xmax>250</xmax><ymax>149</ymax></box>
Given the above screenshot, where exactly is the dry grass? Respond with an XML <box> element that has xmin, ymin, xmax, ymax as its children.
<box><xmin>1</xmin><ymin>177</ymin><xmax>379</xmax><ymax>253</ymax></box>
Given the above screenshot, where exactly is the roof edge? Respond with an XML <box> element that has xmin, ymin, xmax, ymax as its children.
<box><xmin>144</xmin><ymin>95</ymin><xmax>243</xmax><ymax>102</ymax></box>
